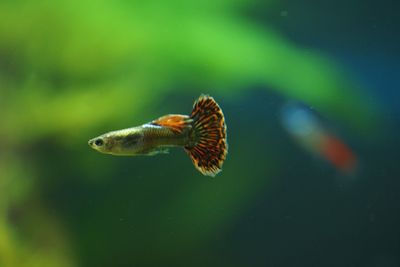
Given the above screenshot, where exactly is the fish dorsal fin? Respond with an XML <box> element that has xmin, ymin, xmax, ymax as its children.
<box><xmin>151</xmin><ymin>114</ymin><xmax>192</xmax><ymax>134</ymax></box>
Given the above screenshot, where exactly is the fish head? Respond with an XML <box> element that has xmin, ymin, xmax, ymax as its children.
<box><xmin>88</xmin><ymin>133</ymin><xmax>116</xmax><ymax>154</ymax></box>
<box><xmin>88</xmin><ymin>128</ymin><xmax>144</xmax><ymax>155</ymax></box>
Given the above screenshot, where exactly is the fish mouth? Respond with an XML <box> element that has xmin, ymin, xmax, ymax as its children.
<box><xmin>88</xmin><ymin>139</ymin><xmax>95</xmax><ymax>147</ymax></box>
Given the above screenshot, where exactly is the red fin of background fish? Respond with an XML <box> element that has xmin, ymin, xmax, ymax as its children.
<box><xmin>320</xmin><ymin>135</ymin><xmax>357</xmax><ymax>173</ymax></box>
<box><xmin>185</xmin><ymin>95</ymin><xmax>228</xmax><ymax>177</ymax></box>
<box><xmin>151</xmin><ymin>114</ymin><xmax>192</xmax><ymax>134</ymax></box>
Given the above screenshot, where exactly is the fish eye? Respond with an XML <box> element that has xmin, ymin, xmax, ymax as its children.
<box><xmin>95</xmin><ymin>139</ymin><xmax>104</xmax><ymax>146</ymax></box>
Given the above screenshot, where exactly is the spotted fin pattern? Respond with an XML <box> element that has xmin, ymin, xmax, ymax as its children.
<box><xmin>185</xmin><ymin>95</ymin><xmax>228</xmax><ymax>177</ymax></box>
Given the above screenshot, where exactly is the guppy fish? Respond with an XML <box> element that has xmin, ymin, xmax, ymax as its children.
<box><xmin>281</xmin><ymin>102</ymin><xmax>357</xmax><ymax>174</ymax></box>
<box><xmin>88</xmin><ymin>95</ymin><xmax>228</xmax><ymax>177</ymax></box>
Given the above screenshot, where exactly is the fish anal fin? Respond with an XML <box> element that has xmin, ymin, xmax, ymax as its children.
<box><xmin>145</xmin><ymin>148</ymin><xmax>170</xmax><ymax>156</ymax></box>
<box><xmin>151</xmin><ymin>114</ymin><xmax>192</xmax><ymax>134</ymax></box>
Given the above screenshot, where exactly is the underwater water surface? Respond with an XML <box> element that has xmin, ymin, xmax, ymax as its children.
<box><xmin>0</xmin><ymin>0</ymin><xmax>399</xmax><ymax>266</ymax></box>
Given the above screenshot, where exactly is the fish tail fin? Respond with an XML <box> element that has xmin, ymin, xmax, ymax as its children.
<box><xmin>185</xmin><ymin>94</ymin><xmax>228</xmax><ymax>177</ymax></box>
<box><xmin>320</xmin><ymin>135</ymin><xmax>358</xmax><ymax>174</ymax></box>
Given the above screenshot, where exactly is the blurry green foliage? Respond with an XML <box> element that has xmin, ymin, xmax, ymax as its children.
<box><xmin>0</xmin><ymin>0</ymin><xmax>379</xmax><ymax>266</ymax></box>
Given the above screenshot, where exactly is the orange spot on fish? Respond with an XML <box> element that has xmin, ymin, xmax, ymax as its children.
<box><xmin>320</xmin><ymin>135</ymin><xmax>357</xmax><ymax>173</ymax></box>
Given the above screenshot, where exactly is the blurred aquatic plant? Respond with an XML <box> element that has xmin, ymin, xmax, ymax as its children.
<box><xmin>0</xmin><ymin>0</ymin><xmax>377</xmax><ymax>142</ymax></box>
<box><xmin>0</xmin><ymin>0</ymin><xmax>380</xmax><ymax>266</ymax></box>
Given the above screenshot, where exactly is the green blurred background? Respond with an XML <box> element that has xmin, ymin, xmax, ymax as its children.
<box><xmin>1</xmin><ymin>0</ymin><xmax>399</xmax><ymax>266</ymax></box>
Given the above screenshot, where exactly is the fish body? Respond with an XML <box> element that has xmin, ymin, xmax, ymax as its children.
<box><xmin>89</xmin><ymin>122</ymin><xmax>189</xmax><ymax>156</ymax></box>
<box><xmin>88</xmin><ymin>95</ymin><xmax>228</xmax><ymax>176</ymax></box>
<box><xmin>281</xmin><ymin>102</ymin><xmax>357</xmax><ymax>174</ymax></box>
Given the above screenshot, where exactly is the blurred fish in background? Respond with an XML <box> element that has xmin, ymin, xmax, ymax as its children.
<box><xmin>281</xmin><ymin>102</ymin><xmax>358</xmax><ymax>175</ymax></box>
